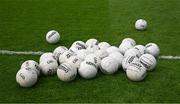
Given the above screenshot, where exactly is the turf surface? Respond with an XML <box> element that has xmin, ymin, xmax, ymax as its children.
<box><xmin>0</xmin><ymin>0</ymin><xmax>180</xmax><ymax>103</ymax></box>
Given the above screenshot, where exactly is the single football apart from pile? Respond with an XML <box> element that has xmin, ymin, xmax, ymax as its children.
<box><xmin>16</xmin><ymin>37</ymin><xmax>160</xmax><ymax>87</ymax></box>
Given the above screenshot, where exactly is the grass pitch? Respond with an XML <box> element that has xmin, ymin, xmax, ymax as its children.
<box><xmin>0</xmin><ymin>0</ymin><xmax>180</xmax><ymax>103</ymax></box>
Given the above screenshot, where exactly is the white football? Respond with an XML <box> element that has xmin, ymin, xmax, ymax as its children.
<box><xmin>85</xmin><ymin>54</ymin><xmax>101</xmax><ymax>67</ymax></box>
<box><xmin>135</xmin><ymin>19</ymin><xmax>147</xmax><ymax>30</ymax></box>
<box><xmin>53</xmin><ymin>46</ymin><xmax>68</xmax><ymax>60</ymax></box>
<box><xmin>106</xmin><ymin>46</ymin><xmax>121</xmax><ymax>54</ymax></box>
<box><xmin>67</xmin><ymin>56</ymin><xmax>83</xmax><ymax>70</ymax></box>
<box><xmin>145</xmin><ymin>43</ymin><xmax>160</xmax><ymax>57</ymax></box>
<box><xmin>122</xmin><ymin>55</ymin><xmax>139</xmax><ymax>71</ymax></box>
<box><xmin>126</xmin><ymin>61</ymin><xmax>147</xmax><ymax>81</ymax></box>
<box><xmin>76</xmin><ymin>49</ymin><xmax>90</xmax><ymax>60</ymax></box>
<box><xmin>59</xmin><ymin>51</ymin><xmax>74</xmax><ymax>64</ymax></box>
<box><xmin>134</xmin><ymin>45</ymin><xmax>146</xmax><ymax>56</ymax></box>
<box><xmin>39</xmin><ymin>52</ymin><xmax>55</xmax><ymax>63</ymax></box>
<box><xmin>71</xmin><ymin>41</ymin><xmax>87</xmax><ymax>49</ymax></box>
<box><xmin>39</xmin><ymin>58</ymin><xmax>58</xmax><ymax>75</ymax></box>
<box><xmin>86</xmin><ymin>38</ymin><xmax>98</xmax><ymax>47</ymax></box>
<box><xmin>57</xmin><ymin>63</ymin><xmax>77</xmax><ymax>82</ymax></box>
<box><xmin>122</xmin><ymin>38</ymin><xmax>136</xmax><ymax>46</ymax></box>
<box><xmin>124</xmin><ymin>48</ymin><xmax>141</xmax><ymax>58</ymax></box>
<box><xmin>86</xmin><ymin>45</ymin><xmax>100</xmax><ymax>53</ymax></box>
<box><xmin>69</xmin><ymin>46</ymin><xmax>81</xmax><ymax>54</ymax></box>
<box><xmin>109</xmin><ymin>52</ymin><xmax>124</xmax><ymax>68</ymax></box>
<box><xmin>95</xmin><ymin>49</ymin><xmax>109</xmax><ymax>60</ymax></box>
<box><xmin>78</xmin><ymin>61</ymin><xmax>98</xmax><ymax>79</ymax></box>
<box><xmin>139</xmin><ymin>54</ymin><xmax>157</xmax><ymax>71</ymax></box>
<box><xmin>98</xmin><ymin>42</ymin><xmax>111</xmax><ymax>50</ymax></box>
<box><xmin>16</xmin><ymin>68</ymin><xmax>38</xmax><ymax>87</ymax></box>
<box><xmin>46</xmin><ymin>30</ymin><xmax>60</xmax><ymax>44</ymax></box>
<box><xmin>100</xmin><ymin>57</ymin><xmax>119</xmax><ymax>74</ymax></box>
<box><xmin>119</xmin><ymin>42</ymin><xmax>134</xmax><ymax>55</ymax></box>
<box><xmin>21</xmin><ymin>60</ymin><xmax>41</xmax><ymax>76</ymax></box>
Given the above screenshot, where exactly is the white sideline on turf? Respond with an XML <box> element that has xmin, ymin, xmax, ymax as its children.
<box><xmin>0</xmin><ymin>50</ymin><xmax>180</xmax><ymax>60</ymax></box>
<box><xmin>0</xmin><ymin>50</ymin><xmax>44</xmax><ymax>55</ymax></box>
<box><xmin>159</xmin><ymin>56</ymin><xmax>180</xmax><ymax>60</ymax></box>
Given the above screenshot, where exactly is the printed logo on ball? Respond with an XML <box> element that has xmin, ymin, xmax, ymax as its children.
<box><xmin>47</xmin><ymin>60</ymin><xmax>54</xmax><ymax>64</ymax></box>
<box><xmin>59</xmin><ymin>64</ymin><xmax>70</xmax><ymax>73</ymax></box>
<box><xmin>48</xmin><ymin>32</ymin><xmax>56</xmax><ymax>39</ymax></box>
<box><xmin>20</xmin><ymin>73</ymin><xmax>25</xmax><ymax>80</ymax></box>
<box><xmin>72</xmin><ymin>58</ymin><xmax>78</xmax><ymax>64</ymax></box>
<box><xmin>86</xmin><ymin>61</ymin><xmax>96</xmax><ymax>68</ymax></box>
<box><xmin>127</xmin><ymin>56</ymin><xmax>135</xmax><ymax>63</ymax></box>
<box><xmin>76</xmin><ymin>43</ymin><xmax>86</xmax><ymax>49</ymax></box>
<box><xmin>25</xmin><ymin>62</ymin><xmax>29</xmax><ymax>67</ymax></box>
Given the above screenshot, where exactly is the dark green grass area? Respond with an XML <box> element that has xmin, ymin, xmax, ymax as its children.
<box><xmin>0</xmin><ymin>0</ymin><xmax>180</xmax><ymax>103</ymax></box>
<box><xmin>0</xmin><ymin>55</ymin><xmax>180</xmax><ymax>103</ymax></box>
<box><xmin>0</xmin><ymin>0</ymin><xmax>110</xmax><ymax>51</ymax></box>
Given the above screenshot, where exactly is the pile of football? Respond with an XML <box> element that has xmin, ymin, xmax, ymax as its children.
<box><xmin>16</xmin><ymin>38</ymin><xmax>160</xmax><ymax>87</ymax></box>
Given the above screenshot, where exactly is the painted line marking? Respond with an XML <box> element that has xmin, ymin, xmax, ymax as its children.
<box><xmin>158</xmin><ymin>56</ymin><xmax>180</xmax><ymax>60</ymax></box>
<box><xmin>0</xmin><ymin>50</ymin><xmax>44</xmax><ymax>55</ymax></box>
<box><xmin>0</xmin><ymin>50</ymin><xmax>180</xmax><ymax>60</ymax></box>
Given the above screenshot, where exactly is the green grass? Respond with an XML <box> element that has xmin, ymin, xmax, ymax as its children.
<box><xmin>0</xmin><ymin>0</ymin><xmax>180</xmax><ymax>103</ymax></box>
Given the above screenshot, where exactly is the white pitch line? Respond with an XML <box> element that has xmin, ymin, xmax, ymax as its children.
<box><xmin>158</xmin><ymin>56</ymin><xmax>180</xmax><ymax>60</ymax></box>
<box><xmin>0</xmin><ymin>50</ymin><xmax>180</xmax><ymax>60</ymax></box>
<box><xmin>0</xmin><ymin>50</ymin><xmax>44</xmax><ymax>55</ymax></box>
